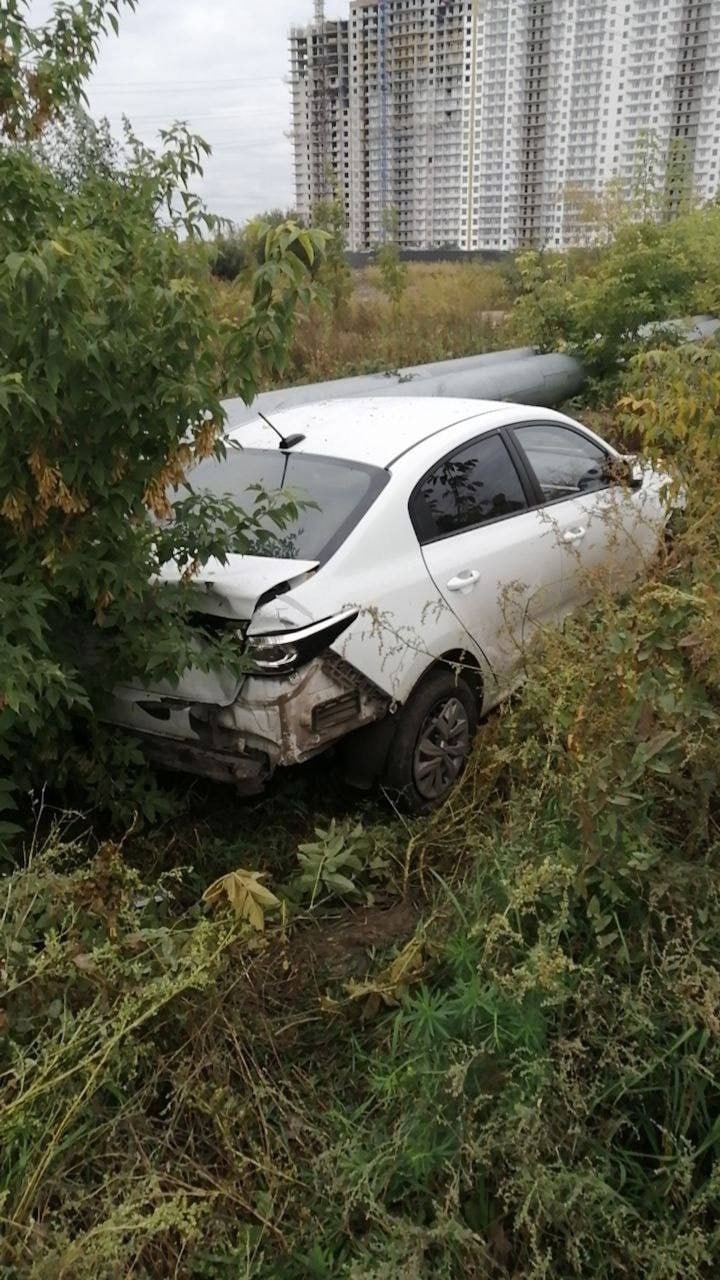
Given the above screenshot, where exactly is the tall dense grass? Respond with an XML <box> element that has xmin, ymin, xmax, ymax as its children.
<box><xmin>215</xmin><ymin>260</ymin><xmax>513</xmax><ymax>391</ymax></box>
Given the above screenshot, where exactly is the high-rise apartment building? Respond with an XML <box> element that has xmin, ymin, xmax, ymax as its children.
<box><xmin>290</xmin><ymin>3</ymin><xmax>351</xmax><ymax>224</ymax></box>
<box><xmin>347</xmin><ymin>0</ymin><xmax>467</xmax><ymax>249</ymax></box>
<box><xmin>461</xmin><ymin>0</ymin><xmax>720</xmax><ymax>251</ymax></box>
<box><xmin>290</xmin><ymin>0</ymin><xmax>720</xmax><ymax>252</ymax></box>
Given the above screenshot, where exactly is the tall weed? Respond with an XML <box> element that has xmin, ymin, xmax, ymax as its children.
<box><xmin>215</xmin><ymin>261</ymin><xmax>512</xmax><ymax>392</ymax></box>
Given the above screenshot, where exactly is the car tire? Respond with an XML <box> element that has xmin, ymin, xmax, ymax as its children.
<box><xmin>381</xmin><ymin>668</ymin><xmax>478</xmax><ymax>811</ymax></box>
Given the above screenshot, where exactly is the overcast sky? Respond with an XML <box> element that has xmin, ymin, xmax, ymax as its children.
<box><xmin>34</xmin><ymin>0</ymin><xmax>321</xmax><ymax>224</ymax></box>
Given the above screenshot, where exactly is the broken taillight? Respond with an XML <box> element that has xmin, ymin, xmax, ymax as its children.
<box><xmin>244</xmin><ymin>610</ymin><xmax>359</xmax><ymax>677</ymax></box>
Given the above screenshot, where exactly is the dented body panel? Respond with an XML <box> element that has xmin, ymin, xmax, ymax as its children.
<box><xmin>109</xmin><ymin>650</ymin><xmax>390</xmax><ymax>793</ymax></box>
<box><xmin>157</xmin><ymin>554</ymin><xmax>319</xmax><ymax>622</ymax></box>
<box><xmin>117</xmin><ymin>557</ymin><xmax>320</xmax><ymax>707</ymax></box>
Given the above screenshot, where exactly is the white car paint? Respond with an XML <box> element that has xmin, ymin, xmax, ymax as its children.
<box><xmin>107</xmin><ymin>397</ymin><xmax>669</xmax><ymax>794</ymax></box>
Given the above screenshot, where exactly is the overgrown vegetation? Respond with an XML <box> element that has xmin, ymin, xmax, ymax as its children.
<box><xmin>4</xmin><ymin>4</ymin><xmax>720</xmax><ymax>1277</ymax></box>
<box><xmin>511</xmin><ymin>207</ymin><xmax>720</xmax><ymax>378</ymax></box>
<box><xmin>215</xmin><ymin>258</ymin><xmax>513</xmax><ymax>390</ymax></box>
<box><xmin>0</xmin><ymin>0</ymin><xmax>325</xmax><ymax>817</ymax></box>
<box><xmin>211</xmin><ymin>200</ymin><xmax>720</xmax><ymax>394</ymax></box>
<box><xmin>3</xmin><ymin>336</ymin><xmax>720</xmax><ymax>1277</ymax></box>
<box><xmin>374</xmin><ymin>206</ymin><xmax>409</xmax><ymax>310</ymax></box>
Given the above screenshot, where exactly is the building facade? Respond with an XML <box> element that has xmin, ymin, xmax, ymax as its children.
<box><xmin>290</xmin><ymin>4</ymin><xmax>351</xmax><ymax>225</ymax></box>
<box><xmin>347</xmin><ymin>0</ymin><xmax>468</xmax><ymax>249</ymax></box>
<box><xmin>290</xmin><ymin>0</ymin><xmax>720</xmax><ymax>252</ymax></box>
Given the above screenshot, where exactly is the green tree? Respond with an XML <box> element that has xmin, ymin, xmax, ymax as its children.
<box><xmin>210</xmin><ymin>223</ymin><xmax>250</xmax><ymax>282</ymax></box>
<box><xmin>374</xmin><ymin>206</ymin><xmax>408</xmax><ymax>309</ymax></box>
<box><xmin>312</xmin><ymin>191</ymin><xmax>352</xmax><ymax>314</ymax></box>
<box><xmin>29</xmin><ymin>102</ymin><xmax>119</xmax><ymax>189</ymax></box>
<box><xmin>0</xmin><ymin>1</ymin><xmax>325</xmax><ymax>819</ymax></box>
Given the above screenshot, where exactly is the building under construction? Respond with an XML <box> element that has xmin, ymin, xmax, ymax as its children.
<box><xmin>290</xmin><ymin>0</ymin><xmax>720</xmax><ymax>253</ymax></box>
<box><xmin>290</xmin><ymin>2</ymin><xmax>351</xmax><ymax>225</ymax></box>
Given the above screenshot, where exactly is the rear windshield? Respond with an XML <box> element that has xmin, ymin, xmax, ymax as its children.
<box><xmin>180</xmin><ymin>446</ymin><xmax>388</xmax><ymax>563</ymax></box>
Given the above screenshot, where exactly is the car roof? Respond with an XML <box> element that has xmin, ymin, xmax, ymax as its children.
<box><xmin>227</xmin><ymin>396</ymin><xmax>552</xmax><ymax>468</ymax></box>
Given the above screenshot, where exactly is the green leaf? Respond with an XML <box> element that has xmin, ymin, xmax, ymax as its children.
<box><xmin>5</xmin><ymin>252</ymin><xmax>26</xmax><ymax>281</ymax></box>
<box><xmin>323</xmin><ymin>873</ymin><xmax>358</xmax><ymax>895</ymax></box>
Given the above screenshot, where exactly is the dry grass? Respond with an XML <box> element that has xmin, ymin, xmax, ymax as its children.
<box><xmin>216</xmin><ymin>261</ymin><xmax>513</xmax><ymax>394</ymax></box>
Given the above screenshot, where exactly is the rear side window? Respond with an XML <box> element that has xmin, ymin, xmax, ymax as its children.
<box><xmin>411</xmin><ymin>433</ymin><xmax>528</xmax><ymax>542</ymax></box>
<box><xmin>513</xmin><ymin>423</ymin><xmax>608</xmax><ymax>503</ymax></box>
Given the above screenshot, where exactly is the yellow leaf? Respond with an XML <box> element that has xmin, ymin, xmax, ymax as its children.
<box><xmin>386</xmin><ymin>937</ymin><xmax>424</xmax><ymax>987</ymax></box>
<box><xmin>202</xmin><ymin>869</ymin><xmax>280</xmax><ymax>933</ymax></box>
<box><xmin>345</xmin><ymin>938</ymin><xmax>425</xmax><ymax>1020</ymax></box>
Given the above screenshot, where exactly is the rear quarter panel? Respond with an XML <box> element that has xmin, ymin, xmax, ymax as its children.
<box><xmin>251</xmin><ymin>467</ymin><xmax>496</xmax><ymax>706</ymax></box>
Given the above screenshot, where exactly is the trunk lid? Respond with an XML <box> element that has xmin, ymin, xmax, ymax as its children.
<box><xmin>158</xmin><ymin>554</ymin><xmax>319</xmax><ymax>622</ymax></box>
<box><xmin>118</xmin><ymin>555</ymin><xmax>318</xmax><ymax>706</ymax></box>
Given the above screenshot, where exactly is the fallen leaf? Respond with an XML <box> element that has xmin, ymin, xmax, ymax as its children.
<box><xmin>203</xmin><ymin>869</ymin><xmax>280</xmax><ymax>933</ymax></box>
<box><xmin>387</xmin><ymin>937</ymin><xmax>424</xmax><ymax>986</ymax></box>
<box><xmin>678</xmin><ymin>631</ymin><xmax>704</xmax><ymax>649</ymax></box>
<box><xmin>345</xmin><ymin>938</ymin><xmax>425</xmax><ymax>1020</ymax></box>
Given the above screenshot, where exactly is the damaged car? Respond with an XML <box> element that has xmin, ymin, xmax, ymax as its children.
<box><xmin>107</xmin><ymin>397</ymin><xmax>670</xmax><ymax>808</ymax></box>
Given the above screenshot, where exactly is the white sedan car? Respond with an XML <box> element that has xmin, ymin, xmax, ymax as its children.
<box><xmin>109</xmin><ymin>397</ymin><xmax>667</xmax><ymax>808</ymax></box>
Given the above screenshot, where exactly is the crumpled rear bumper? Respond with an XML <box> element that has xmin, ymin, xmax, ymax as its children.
<box><xmin>130</xmin><ymin>730</ymin><xmax>270</xmax><ymax>791</ymax></box>
<box><xmin>107</xmin><ymin>651</ymin><xmax>389</xmax><ymax>793</ymax></box>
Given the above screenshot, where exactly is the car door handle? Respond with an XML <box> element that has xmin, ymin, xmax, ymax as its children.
<box><xmin>563</xmin><ymin>526</ymin><xmax>587</xmax><ymax>543</ymax></box>
<box><xmin>447</xmin><ymin>569</ymin><xmax>481</xmax><ymax>592</ymax></box>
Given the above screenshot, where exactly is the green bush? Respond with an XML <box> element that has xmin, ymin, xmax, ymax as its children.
<box><xmin>0</xmin><ymin>3</ymin><xmax>325</xmax><ymax>822</ymax></box>
<box><xmin>511</xmin><ymin>209</ymin><xmax>720</xmax><ymax>378</ymax></box>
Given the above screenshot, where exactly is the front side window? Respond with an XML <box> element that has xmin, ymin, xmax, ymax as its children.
<box><xmin>512</xmin><ymin>423</ymin><xmax>608</xmax><ymax>503</ymax></box>
<box><xmin>412</xmin><ymin>433</ymin><xmax>528</xmax><ymax>542</ymax></box>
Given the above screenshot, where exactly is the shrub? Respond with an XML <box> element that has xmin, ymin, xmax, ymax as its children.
<box><xmin>210</xmin><ymin>226</ymin><xmax>250</xmax><ymax>282</ymax></box>
<box><xmin>511</xmin><ymin>209</ymin><xmax>720</xmax><ymax>377</ymax></box>
<box><xmin>0</xmin><ymin>3</ymin><xmax>325</xmax><ymax>822</ymax></box>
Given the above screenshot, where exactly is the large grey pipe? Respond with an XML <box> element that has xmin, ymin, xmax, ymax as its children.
<box><xmin>222</xmin><ymin>315</ymin><xmax>718</xmax><ymax>428</ymax></box>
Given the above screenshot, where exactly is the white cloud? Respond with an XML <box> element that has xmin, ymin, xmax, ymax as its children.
<box><xmin>33</xmin><ymin>0</ymin><xmax>320</xmax><ymax>223</ymax></box>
